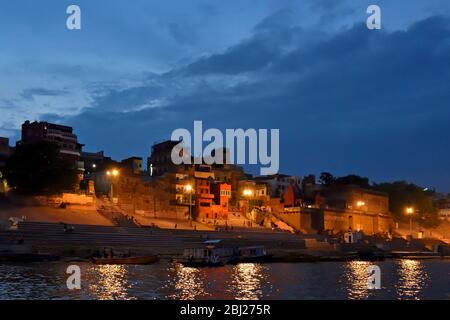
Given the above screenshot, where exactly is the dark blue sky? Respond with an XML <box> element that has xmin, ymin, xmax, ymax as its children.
<box><xmin>1</xmin><ymin>0</ymin><xmax>450</xmax><ymax>191</ymax></box>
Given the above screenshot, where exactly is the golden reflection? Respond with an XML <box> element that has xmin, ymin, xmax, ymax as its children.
<box><xmin>171</xmin><ymin>264</ymin><xmax>207</xmax><ymax>300</ymax></box>
<box><xmin>396</xmin><ymin>259</ymin><xmax>427</xmax><ymax>300</ymax></box>
<box><xmin>343</xmin><ymin>261</ymin><xmax>372</xmax><ymax>299</ymax></box>
<box><xmin>231</xmin><ymin>263</ymin><xmax>264</xmax><ymax>300</ymax></box>
<box><xmin>89</xmin><ymin>265</ymin><xmax>131</xmax><ymax>300</ymax></box>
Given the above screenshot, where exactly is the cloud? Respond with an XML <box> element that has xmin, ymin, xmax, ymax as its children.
<box><xmin>20</xmin><ymin>88</ymin><xmax>69</xmax><ymax>101</ymax></box>
<box><xmin>2</xmin><ymin>3</ymin><xmax>450</xmax><ymax>191</ymax></box>
<box><xmin>56</xmin><ymin>14</ymin><xmax>450</xmax><ymax>191</ymax></box>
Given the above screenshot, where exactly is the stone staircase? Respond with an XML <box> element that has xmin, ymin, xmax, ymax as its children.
<box><xmin>96</xmin><ymin>196</ymin><xmax>140</xmax><ymax>228</ymax></box>
<box><xmin>0</xmin><ymin>220</ymin><xmax>308</xmax><ymax>255</ymax></box>
<box><xmin>0</xmin><ymin>221</ymin><xmax>184</xmax><ymax>255</ymax></box>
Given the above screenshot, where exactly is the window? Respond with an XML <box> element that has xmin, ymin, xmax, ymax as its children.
<box><xmin>200</xmin><ymin>202</ymin><xmax>210</xmax><ymax>207</ymax></box>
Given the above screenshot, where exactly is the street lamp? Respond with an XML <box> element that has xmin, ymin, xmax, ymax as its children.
<box><xmin>107</xmin><ymin>169</ymin><xmax>119</xmax><ymax>199</ymax></box>
<box><xmin>355</xmin><ymin>201</ymin><xmax>365</xmax><ymax>231</ymax></box>
<box><xmin>356</xmin><ymin>201</ymin><xmax>365</xmax><ymax>208</ymax></box>
<box><xmin>242</xmin><ymin>189</ymin><xmax>254</xmax><ymax>219</ymax></box>
<box><xmin>406</xmin><ymin>206</ymin><xmax>414</xmax><ymax>237</ymax></box>
<box><xmin>185</xmin><ymin>184</ymin><xmax>193</xmax><ymax>226</ymax></box>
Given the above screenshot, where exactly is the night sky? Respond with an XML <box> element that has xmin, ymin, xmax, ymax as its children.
<box><xmin>1</xmin><ymin>0</ymin><xmax>449</xmax><ymax>191</ymax></box>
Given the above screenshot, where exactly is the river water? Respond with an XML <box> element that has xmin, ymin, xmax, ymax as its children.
<box><xmin>0</xmin><ymin>260</ymin><xmax>448</xmax><ymax>300</ymax></box>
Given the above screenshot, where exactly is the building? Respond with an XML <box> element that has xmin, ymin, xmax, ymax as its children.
<box><xmin>121</xmin><ymin>157</ymin><xmax>143</xmax><ymax>175</ymax></box>
<box><xmin>212</xmin><ymin>183</ymin><xmax>232</xmax><ymax>217</ymax></box>
<box><xmin>0</xmin><ymin>137</ymin><xmax>12</xmax><ymax>193</ymax></box>
<box><xmin>0</xmin><ymin>137</ymin><xmax>12</xmax><ymax>170</ymax></box>
<box><xmin>19</xmin><ymin>120</ymin><xmax>83</xmax><ymax>163</ymax></box>
<box><xmin>81</xmin><ymin>151</ymin><xmax>119</xmax><ymax>195</ymax></box>
<box><xmin>273</xmin><ymin>183</ymin><xmax>392</xmax><ymax>235</ymax></box>
<box><xmin>194</xmin><ymin>165</ymin><xmax>215</xmax><ymax>220</ymax></box>
<box><xmin>147</xmin><ymin>140</ymin><xmax>181</xmax><ymax>176</ymax></box>
<box><xmin>254</xmin><ymin>174</ymin><xmax>302</xmax><ymax>198</ymax></box>
<box><xmin>82</xmin><ymin>151</ymin><xmax>112</xmax><ymax>171</ymax></box>
<box><xmin>435</xmin><ymin>195</ymin><xmax>450</xmax><ymax>221</ymax></box>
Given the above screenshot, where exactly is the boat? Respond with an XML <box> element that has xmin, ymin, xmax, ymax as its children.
<box><xmin>179</xmin><ymin>240</ymin><xmax>269</xmax><ymax>267</ymax></box>
<box><xmin>180</xmin><ymin>240</ymin><xmax>235</xmax><ymax>267</ymax></box>
<box><xmin>229</xmin><ymin>246</ymin><xmax>270</xmax><ymax>264</ymax></box>
<box><xmin>91</xmin><ymin>255</ymin><xmax>160</xmax><ymax>265</ymax></box>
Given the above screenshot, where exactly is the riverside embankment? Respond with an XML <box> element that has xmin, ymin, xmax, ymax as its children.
<box><xmin>1</xmin><ymin>221</ymin><xmax>449</xmax><ymax>263</ymax></box>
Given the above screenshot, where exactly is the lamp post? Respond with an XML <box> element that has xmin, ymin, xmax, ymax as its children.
<box><xmin>242</xmin><ymin>189</ymin><xmax>254</xmax><ymax>219</ymax></box>
<box><xmin>406</xmin><ymin>206</ymin><xmax>414</xmax><ymax>237</ymax></box>
<box><xmin>185</xmin><ymin>184</ymin><xmax>193</xmax><ymax>227</ymax></box>
<box><xmin>107</xmin><ymin>169</ymin><xmax>119</xmax><ymax>200</ymax></box>
<box><xmin>356</xmin><ymin>201</ymin><xmax>365</xmax><ymax>231</ymax></box>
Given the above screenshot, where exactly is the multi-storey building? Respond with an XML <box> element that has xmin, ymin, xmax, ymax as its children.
<box><xmin>19</xmin><ymin>121</ymin><xmax>83</xmax><ymax>162</ymax></box>
<box><xmin>147</xmin><ymin>140</ymin><xmax>182</xmax><ymax>176</ymax></box>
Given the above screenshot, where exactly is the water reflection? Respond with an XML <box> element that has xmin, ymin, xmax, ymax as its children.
<box><xmin>396</xmin><ymin>259</ymin><xmax>428</xmax><ymax>300</ymax></box>
<box><xmin>342</xmin><ymin>261</ymin><xmax>372</xmax><ymax>299</ymax></box>
<box><xmin>169</xmin><ymin>264</ymin><xmax>208</xmax><ymax>300</ymax></box>
<box><xmin>231</xmin><ymin>263</ymin><xmax>266</xmax><ymax>300</ymax></box>
<box><xmin>89</xmin><ymin>265</ymin><xmax>131</xmax><ymax>300</ymax></box>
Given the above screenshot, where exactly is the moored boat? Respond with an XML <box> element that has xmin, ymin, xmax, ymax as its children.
<box><xmin>178</xmin><ymin>240</ymin><xmax>269</xmax><ymax>267</ymax></box>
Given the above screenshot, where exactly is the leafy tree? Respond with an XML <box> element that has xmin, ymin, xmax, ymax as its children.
<box><xmin>334</xmin><ymin>174</ymin><xmax>370</xmax><ymax>188</ymax></box>
<box><xmin>5</xmin><ymin>141</ymin><xmax>79</xmax><ymax>195</ymax></box>
<box><xmin>373</xmin><ymin>181</ymin><xmax>440</xmax><ymax>228</ymax></box>
<box><xmin>319</xmin><ymin>172</ymin><xmax>335</xmax><ymax>185</ymax></box>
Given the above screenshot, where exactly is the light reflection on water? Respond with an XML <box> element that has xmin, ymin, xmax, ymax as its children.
<box><xmin>396</xmin><ymin>259</ymin><xmax>428</xmax><ymax>300</ymax></box>
<box><xmin>167</xmin><ymin>264</ymin><xmax>208</xmax><ymax>300</ymax></box>
<box><xmin>0</xmin><ymin>260</ymin><xmax>448</xmax><ymax>300</ymax></box>
<box><xmin>230</xmin><ymin>263</ymin><xmax>267</xmax><ymax>300</ymax></box>
<box><xmin>343</xmin><ymin>261</ymin><xmax>372</xmax><ymax>300</ymax></box>
<box><xmin>88</xmin><ymin>265</ymin><xmax>132</xmax><ymax>300</ymax></box>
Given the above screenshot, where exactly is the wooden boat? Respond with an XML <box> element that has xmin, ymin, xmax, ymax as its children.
<box><xmin>92</xmin><ymin>255</ymin><xmax>159</xmax><ymax>265</ymax></box>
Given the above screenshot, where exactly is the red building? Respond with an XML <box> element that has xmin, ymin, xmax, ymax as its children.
<box><xmin>213</xmin><ymin>183</ymin><xmax>231</xmax><ymax>218</ymax></box>
<box><xmin>195</xmin><ymin>177</ymin><xmax>215</xmax><ymax>219</ymax></box>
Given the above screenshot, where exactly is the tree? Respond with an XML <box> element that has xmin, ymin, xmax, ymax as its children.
<box><xmin>5</xmin><ymin>141</ymin><xmax>79</xmax><ymax>195</ymax></box>
<box><xmin>334</xmin><ymin>174</ymin><xmax>370</xmax><ymax>188</ymax></box>
<box><xmin>319</xmin><ymin>172</ymin><xmax>335</xmax><ymax>185</ymax></box>
<box><xmin>373</xmin><ymin>181</ymin><xmax>440</xmax><ymax>228</ymax></box>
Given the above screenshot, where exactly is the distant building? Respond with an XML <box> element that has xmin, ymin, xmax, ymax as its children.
<box><xmin>80</xmin><ymin>151</ymin><xmax>120</xmax><ymax>194</ymax></box>
<box><xmin>19</xmin><ymin>120</ymin><xmax>83</xmax><ymax>162</ymax></box>
<box><xmin>121</xmin><ymin>157</ymin><xmax>143</xmax><ymax>175</ymax></box>
<box><xmin>82</xmin><ymin>151</ymin><xmax>112</xmax><ymax>172</ymax></box>
<box><xmin>254</xmin><ymin>174</ymin><xmax>302</xmax><ymax>198</ymax></box>
<box><xmin>322</xmin><ymin>185</ymin><xmax>389</xmax><ymax>215</ymax></box>
<box><xmin>435</xmin><ymin>196</ymin><xmax>450</xmax><ymax>221</ymax></box>
<box><xmin>147</xmin><ymin>140</ymin><xmax>181</xmax><ymax>176</ymax></box>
